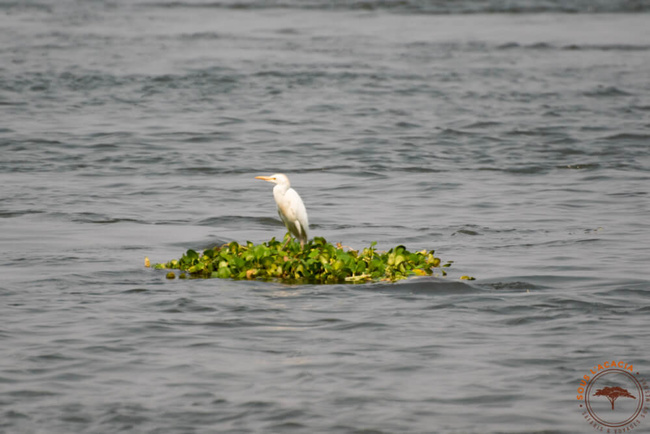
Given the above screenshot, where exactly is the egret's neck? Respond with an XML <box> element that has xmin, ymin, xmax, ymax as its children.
<box><xmin>273</xmin><ymin>183</ymin><xmax>289</xmax><ymax>201</ymax></box>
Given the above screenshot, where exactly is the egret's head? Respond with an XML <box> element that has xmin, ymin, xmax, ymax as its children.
<box><xmin>255</xmin><ymin>173</ymin><xmax>290</xmax><ymax>186</ymax></box>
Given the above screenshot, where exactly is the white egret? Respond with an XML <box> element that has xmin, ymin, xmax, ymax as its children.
<box><xmin>255</xmin><ymin>173</ymin><xmax>309</xmax><ymax>248</ymax></box>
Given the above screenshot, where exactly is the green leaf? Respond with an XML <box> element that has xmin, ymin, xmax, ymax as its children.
<box><xmin>216</xmin><ymin>266</ymin><xmax>231</xmax><ymax>279</ymax></box>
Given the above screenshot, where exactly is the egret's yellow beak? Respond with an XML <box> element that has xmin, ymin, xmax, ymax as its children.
<box><xmin>255</xmin><ymin>176</ymin><xmax>274</xmax><ymax>182</ymax></box>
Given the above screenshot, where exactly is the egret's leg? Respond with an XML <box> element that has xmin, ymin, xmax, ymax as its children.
<box><xmin>282</xmin><ymin>233</ymin><xmax>292</xmax><ymax>249</ymax></box>
<box><xmin>294</xmin><ymin>221</ymin><xmax>306</xmax><ymax>250</ymax></box>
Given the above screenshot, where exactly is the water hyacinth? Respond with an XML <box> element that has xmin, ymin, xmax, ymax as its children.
<box><xmin>155</xmin><ymin>235</ymin><xmax>457</xmax><ymax>283</ymax></box>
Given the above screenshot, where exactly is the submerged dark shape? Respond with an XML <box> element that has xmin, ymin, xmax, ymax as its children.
<box><xmin>155</xmin><ymin>236</ymin><xmax>457</xmax><ymax>284</ymax></box>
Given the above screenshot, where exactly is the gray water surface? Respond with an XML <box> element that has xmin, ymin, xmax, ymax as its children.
<box><xmin>1</xmin><ymin>1</ymin><xmax>650</xmax><ymax>433</ymax></box>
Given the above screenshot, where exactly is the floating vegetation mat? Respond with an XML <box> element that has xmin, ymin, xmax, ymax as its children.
<box><xmin>152</xmin><ymin>236</ymin><xmax>474</xmax><ymax>284</ymax></box>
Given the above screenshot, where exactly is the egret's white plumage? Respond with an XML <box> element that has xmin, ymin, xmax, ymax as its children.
<box><xmin>255</xmin><ymin>173</ymin><xmax>309</xmax><ymax>248</ymax></box>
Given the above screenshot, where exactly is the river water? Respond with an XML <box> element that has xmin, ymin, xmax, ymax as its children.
<box><xmin>1</xmin><ymin>1</ymin><xmax>649</xmax><ymax>433</ymax></box>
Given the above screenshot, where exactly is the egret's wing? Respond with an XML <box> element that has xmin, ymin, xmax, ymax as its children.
<box><xmin>282</xmin><ymin>188</ymin><xmax>309</xmax><ymax>240</ymax></box>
